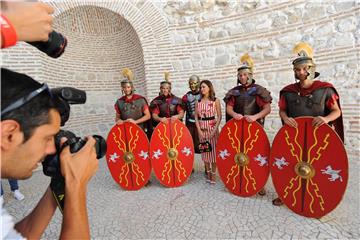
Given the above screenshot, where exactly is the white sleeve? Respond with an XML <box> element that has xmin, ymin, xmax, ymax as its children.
<box><xmin>1</xmin><ymin>198</ymin><xmax>25</xmax><ymax>240</ymax></box>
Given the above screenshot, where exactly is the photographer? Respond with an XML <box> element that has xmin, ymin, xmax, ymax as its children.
<box><xmin>1</xmin><ymin>68</ymin><xmax>98</xmax><ymax>239</ymax></box>
<box><xmin>1</xmin><ymin>1</ymin><xmax>54</xmax><ymax>48</ymax></box>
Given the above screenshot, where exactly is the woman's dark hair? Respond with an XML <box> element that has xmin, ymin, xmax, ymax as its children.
<box><xmin>1</xmin><ymin>68</ymin><xmax>56</xmax><ymax>141</ymax></box>
<box><xmin>200</xmin><ymin>80</ymin><xmax>216</xmax><ymax>101</ymax></box>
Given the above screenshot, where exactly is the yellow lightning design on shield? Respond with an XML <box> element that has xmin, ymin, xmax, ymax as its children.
<box><xmin>113</xmin><ymin>126</ymin><xmax>144</xmax><ymax>187</ymax></box>
<box><xmin>225</xmin><ymin>122</ymin><xmax>258</xmax><ymax>192</ymax></box>
<box><xmin>282</xmin><ymin>126</ymin><xmax>327</xmax><ymax>213</ymax></box>
<box><xmin>285</xmin><ymin>129</ymin><xmax>302</xmax><ymax>163</ymax></box>
<box><xmin>159</xmin><ymin>123</ymin><xmax>187</xmax><ymax>184</ymax></box>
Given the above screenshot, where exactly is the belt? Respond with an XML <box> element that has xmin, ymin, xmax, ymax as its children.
<box><xmin>199</xmin><ymin>116</ymin><xmax>215</xmax><ymax>121</ymax></box>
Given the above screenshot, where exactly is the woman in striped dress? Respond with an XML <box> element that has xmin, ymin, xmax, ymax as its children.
<box><xmin>195</xmin><ymin>80</ymin><xmax>222</xmax><ymax>184</ymax></box>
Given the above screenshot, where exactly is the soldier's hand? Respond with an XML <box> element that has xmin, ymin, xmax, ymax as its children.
<box><xmin>284</xmin><ymin>117</ymin><xmax>298</xmax><ymax>128</ymax></box>
<box><xmin>160</xmin><ymin>117</ymin><xmax>168</xmax><ymax>123</ymax></box>
<box><xmin>170</xmin><ymin>116</ymin><xmax>178</xmax><ymax>121</ymax></box>
<box><xmin>116</xmin><ymin>119</ymin><xmax>124</xmax><ymax>125</ymax></box>
<box><xmin>234</xmin><ymin>113</ymin><xmax>243</xmax><ymax>120</ymax></box>
<box><xmin>244</xmin><ymin>115</ymin><xmax>257</xmax><ymax>122</ymax></box>
<box><xmin>126</xmin><ymin>118</ymin><xmax>136</xmax><ymax>124</ymax></box>
<box><xmin>312</xmin><ymin>116</ymin><xmax>327</xmax><ymax>127</ymax></box>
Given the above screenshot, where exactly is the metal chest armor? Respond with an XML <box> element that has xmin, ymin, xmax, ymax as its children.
<box><xmin>185</xmin><ymin>92</ymin><xmax>201</xmax><ymax>123</ymax></box>
<box><xmin>282</xmin><ymin>88</ymin><xmax>332</xmax><ymax>118</ymax></box>
<box><xmin>116</xmin><ymin>97</ymin><xmax>147</xmax><ymax>127</ymax></box>
<box><xmin>233</xmin><ymin>86</ymin><xmax>260</xmax><ymax>116</ymax></box>
<box><xmin>158</xmin><ymin>97</ymin><xmax>181</xmax><ymax>118</ymax></box>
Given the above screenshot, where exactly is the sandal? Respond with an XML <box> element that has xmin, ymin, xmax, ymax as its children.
<box><xmin>272</xmin><ymin>197</ymin><xmax>284</xmax><ymax>206</ymax></box>
<box><xmin>258</xmin><ymin>188</ymin><xmax>266</xmax><ymax>196</ymax></box>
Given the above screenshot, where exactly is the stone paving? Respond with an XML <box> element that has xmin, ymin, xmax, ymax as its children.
<box><xmin>2</xmin><ymin>155</ymin><xmax>359</xmax><ymax>239</ymax></box>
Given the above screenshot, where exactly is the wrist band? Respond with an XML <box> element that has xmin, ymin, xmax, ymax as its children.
<box><xmin>1</xmin><ymin>14</ymin><xmax>18</xmax><ymax>48</ymax></box>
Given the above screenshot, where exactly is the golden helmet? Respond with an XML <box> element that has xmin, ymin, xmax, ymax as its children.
<box><xmin>121</xmin><ymin>68</ymin><xmax>134</xmax><ymax>87</ymax></box>
<box><xmin>292</xmin><ymin>42</ymin><xmax>319</xmax><ymax>79</ymax></box>
<box><xmin>160</xmin><ymin>71</ymin><xmax>171</xmax><ymax>87</ymax></box>
<box><xmin>238</xmin><ymin>53</ymin><xmax>254</xmax><ymax>74</ymax></box>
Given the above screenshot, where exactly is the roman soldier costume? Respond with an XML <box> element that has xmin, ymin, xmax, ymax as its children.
<box><xmin>114</xmin><ymin>68</ymin><xmax>150</xmax><ymax>134</ymax></box>
<box><xmin>149</xmin><ymin>72</ymin><xmax>184</xmax><ymax>126</ymax></box>
<box><xmin>182</xmin><ymin>75</ymin><xmax>201</xmax><ymax>153</ymax></box>
<box><xmin>270</xmin><ymin>42</ymin><xmax>347</xmax><ymax>217</ymax></box>
<box><xmin>223</xmin><ymin>54</ymin><xmax>272</xmax><ymax>125</ymax></box>
<box><xmin>278</xmin><ymin>42</ymin><xmax>344</xmax><ymax>141</ymax></box>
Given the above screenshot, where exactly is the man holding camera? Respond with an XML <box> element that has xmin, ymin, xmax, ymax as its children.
<box><xmin>1</xmin><ymin>68</ymin><xmax>98</xmax><ymax>239</ymax></box>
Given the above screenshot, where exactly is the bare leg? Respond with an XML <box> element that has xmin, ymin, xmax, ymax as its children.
<box><xmin>205</xmin><ymin>162</ymin><xmax>210</xmax><ymax>182</ymax></box>
<box><xmin>210</xmin><ymin>162</ymin><xmax>216</xmax><ymax>184</ymax></box>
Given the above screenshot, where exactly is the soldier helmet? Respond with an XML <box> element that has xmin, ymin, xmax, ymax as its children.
<box><xmin>188</xmin><ymin>75</ymin><xmax>200</xmax><ymax>91</ymax></box>
<box><xmin>160</xmin><ymin>72</ymin><xmax>171</xmax><ymax>88</ymax></box>
<box><xmin>237</xmin><ymin>53</ymin><xmax>254</xmax><ymax>85</ymax></box>
<box><xmin>292</xmin><ymin>42</ymin><xmax>319</xmax><ymax>79</ymax></box>
<box><xmin>121</xmin><ymin>68</ymin><xmax>134</xmax><ymax>88</ymax></box>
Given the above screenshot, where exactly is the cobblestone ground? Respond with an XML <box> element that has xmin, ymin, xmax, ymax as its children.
<box><xmin>3</xmin><ymin>155</ymin><xmax>359</xmax><ymax>239</ymax></box>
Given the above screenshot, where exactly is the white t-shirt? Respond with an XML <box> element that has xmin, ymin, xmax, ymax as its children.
<box><xmin>1</xmin><ymin>197</ymin><xmax>25</xmax><ymax>240</ymax></box>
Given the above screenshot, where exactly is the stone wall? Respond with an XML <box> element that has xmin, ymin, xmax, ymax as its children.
<box><xmin>1</xmin><ymin>0</ymin><xmax>358</xmax><ymax>158</ymax></box>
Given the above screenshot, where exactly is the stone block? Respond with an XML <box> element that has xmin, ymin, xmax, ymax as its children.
<box><xmin>215</xmin><ymin>54</ymin><xmax>230</xmax><ymax>66</ymax></box>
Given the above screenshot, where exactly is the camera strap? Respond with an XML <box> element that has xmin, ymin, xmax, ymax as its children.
<box><xmin>50</xmin><ymin>177</ymin><xmax>65</xmax><ymax>213</ymax></box>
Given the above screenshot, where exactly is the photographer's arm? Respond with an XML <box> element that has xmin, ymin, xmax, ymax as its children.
<box><xmin>14</xmin><ymin>187</ymin><xmax>57</xmax><ymax>239</ymax></box>
<box><xmin>59</xmin><ymin>137</ymin><xmax>98</xmax><ymax>239</ymax></box>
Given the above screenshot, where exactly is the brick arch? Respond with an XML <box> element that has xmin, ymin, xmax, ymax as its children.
<box><xmin>49</xmin><ymin>1</ymin><xmax>170</xmax><ymax>97</ymax></box>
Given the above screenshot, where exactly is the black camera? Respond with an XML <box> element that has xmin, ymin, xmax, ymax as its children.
<box><xmin>43</xmin><ymin>130</ymin><xmax>106</xmax><ymax>178</ymax></box>
<box><xmin>27</xmin><ymin>31</ymin><xmax>67</xmax><ymax>58</ymax></box>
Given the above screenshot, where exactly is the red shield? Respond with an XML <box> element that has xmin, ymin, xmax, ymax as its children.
<box><xmin>270</xmin><ymin>117</ymin><xmax>348</xmax><ymax>218</ymax></box>
<box><xmin>106</xmin><ymin>122</ymin><xmax>151</xmax><ymax>191</ymax></box>
<box><xmin>150</xmin><ymin>119</ymin><xmax>194</xmax><ymax>187</ymax></box>
<box><xmin>216</xmin><ymin>119</ymin><xmax>270</xmax><ymax>197</ymax></box>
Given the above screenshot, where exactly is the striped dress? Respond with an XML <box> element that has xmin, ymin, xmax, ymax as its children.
<box><xmin>197</xmin><ymin>99</ymin><xmax>218</xmax><ymax>163</ymax></box>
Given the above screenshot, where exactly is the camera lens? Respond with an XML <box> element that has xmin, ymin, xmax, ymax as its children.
<box><xmin>27</xmin><ymin>31</ymin><xmax>67</xmax><ymax>58</ymax></box>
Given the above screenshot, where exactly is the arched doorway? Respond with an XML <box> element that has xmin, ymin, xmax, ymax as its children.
<box><xmin>44</xmin><ymin>5</ymin><xmax>146</xmax><ymax>136</ymax></box>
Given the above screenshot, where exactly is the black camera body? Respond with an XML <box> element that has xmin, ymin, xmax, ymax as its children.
<box><xmin>43</xmin><ymin>130</ymin><xmax>106</xmax><ymax>178</ymax></box>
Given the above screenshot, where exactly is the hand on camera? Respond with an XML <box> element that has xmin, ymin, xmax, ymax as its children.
<box><xmin>59</xmin><ymin>136</ymin><xmax>98</xmax><ymax>189</ymax></box>
<box><xmin>3</xmin><ymin>2</ymin><xmax>54</xmax><ymax>42</ymax></box>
